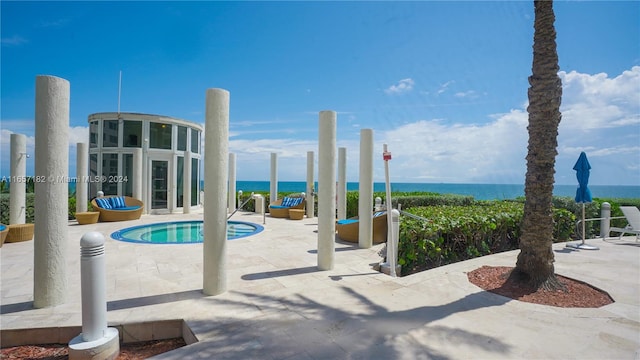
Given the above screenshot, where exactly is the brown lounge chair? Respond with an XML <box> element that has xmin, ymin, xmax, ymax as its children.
<box><xmin>336</xmin><ymin>211</ymin><xmax>388</xmax><ymax>244</ymax></box>
<box><xmin>0</xmin><ymin>224</ymin><xmax>8</xmax><ymax>247</ymax></box>
<box><xmin>269</xmin><ymin>196</ymin><xmax>306</xmax><ymax>218</ymax></box>
<box><xmin>91</xmin><ymin>195</ymin><xmax>144</xmax><ymax>222</ymax></box>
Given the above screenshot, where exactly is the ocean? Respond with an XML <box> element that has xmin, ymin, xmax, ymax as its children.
<box><xmin>227</xmin><ymin>181</ymin><xmax>639</xmax><ymax>201</ymax></box>
<box><xmin>65</xmin><ymin>181</ymin><xmax>638</xmax><ymax>201</ymax></box>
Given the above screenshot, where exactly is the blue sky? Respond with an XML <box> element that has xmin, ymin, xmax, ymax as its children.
<box><xmin>1</xmin><ymin>1</ymin><xmax>639</xmax><ymax>186</ymax></box>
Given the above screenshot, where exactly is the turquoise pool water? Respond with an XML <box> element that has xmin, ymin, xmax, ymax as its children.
<box><xmin>111</xmin><ymin>220</ymin><xmax>263</xmax><ymax>244</ymax></box>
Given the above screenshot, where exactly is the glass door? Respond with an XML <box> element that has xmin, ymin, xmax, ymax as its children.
<box><xmin>151</xmin><ymin>160</ymin><xmax>168</xmax><ymax>210</ymax></box>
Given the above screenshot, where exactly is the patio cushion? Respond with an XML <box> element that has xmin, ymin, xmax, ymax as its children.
<box><xmin>337</xmin><ymin>219</ymin><xmax>358</xmax><ymax>225</ymax></box>
<box><xmin>270</xmin><ymin>205</ymin><xmax>288</xmax><ymax>209</ymax></box>
<box><xmin>111</xmin><ymin>205</ymin><xmax>141</xmax><ymax>211</ymax></box>
<box><xmin>281</xmin><ymin>197</ymin><xmax>294</xmax><ymax>207</ymax></box>
<box><xmin>95</xmin><ymin>197</ymin><xmax>112</xmax><ymax>209</ymax></box>
<box><xmin>109</xmin><ymin>196</ymin><xmax>126</xmax><ymax>209</ymax></box>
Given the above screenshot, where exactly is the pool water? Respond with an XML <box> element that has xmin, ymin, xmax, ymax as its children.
<box><xmin>111</xmin><ymin>220</ymin><xmax>263</xmax><ymax>244</ymax></box>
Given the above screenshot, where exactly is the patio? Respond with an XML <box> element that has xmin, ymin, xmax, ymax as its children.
<box><xmin>1</xmin><ymin>210</ymin><xmax>639</xmax><ymax>359</ymax></box>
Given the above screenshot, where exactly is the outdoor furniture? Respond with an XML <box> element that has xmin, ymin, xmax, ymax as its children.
<box><xmin>75</xmin><ymin>211</ymin><xmax>100</xmax><ymax>225</ymax></box>
<box><xmin>0</xmin><ymin>224</ymin><xmax>8</xmax><ymax>247</ymax></box>
<box><xmin>269</xmin><ymin>196</ymin><xmax>305</xmax><ymax>218</ymax></box>
<box><xmin>91</xmin><ymin>196</ymin><xmax>144</xmax><ymax>222</ymax></box>
<box><xmin>336</xmin><ymin>211</ymin><xmax>388</xmax><ymax>244</ymax></box>
<box><xmin>5</xmin><ymin>223</ymin><xmax>35</xmax><ymax>243</ymax></box>
<box><xmin>609</xmin><ymin>206</ymin><xmax>640</xmax><ymax>240</ymax></box>
<box><xmin>288</xmin><ymin>209</ymin><xmax>305</xmax><ymax>220</ymax></box>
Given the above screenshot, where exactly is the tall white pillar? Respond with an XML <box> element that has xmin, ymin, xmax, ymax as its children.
<box><xmin>33</xmin><ymin>75</ymin><xmax>69</xmax><ymax>308</ymax></box>
<box><xmin>270</xmin><ymin>153</ymin><xmax>278</xmax><ymax>203</ymax></box>
<box><xmin>75</xmin><ymin>142</ymin><xmax>88</xmax><ymax>213</ymax></box>
<box><xmin>10</xmin><ymin>133</ymin><xmax>27</xmax><ymax>224</ymax></box>
<box><xmin>228</xmin><ymin>153</ymin><xmax>236</xmax><ymax>212</ymax></box>
<box><xmin>306</xmin><ymin>151</ymin><xmax>315</xmax><ymax>218</ymax></box>
<box><xmin>203</xmin><ymin>88</ymin><xmax>229</xmax><ymax>296</ymax></box>
<box><xmin>318</xmin><ymin>111</ymin><xmax>336</xmax><ymax>270</ymax></box>
<box><xmin>183</xmin><ymin>150</ymin><xmax>192</xmax><ymax>214</ymax></box>
<box><xmin>358</xmin><ymin>129</ymin><xmax>374</xmax><ymax>249</ymax></box>
<box><xmin>337</xmin><ymin>147</ymin><xmax>347</xmax><ymax>220</ymax></box>
<box><xmin>132</xmin><ymin>148</ymin><xmax>143</xmax><ymax>201</ymax></box>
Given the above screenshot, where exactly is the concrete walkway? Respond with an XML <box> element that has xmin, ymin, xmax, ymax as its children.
<box><xmin>1</xmin><ymin>211</ymin><xmax>639</xmax><ymax>359</ymax></box>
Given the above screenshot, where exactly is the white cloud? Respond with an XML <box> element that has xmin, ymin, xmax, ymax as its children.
<box><xmin>384</xmin><ymin>78</ymin><xmax>414</xmax><ymax>95</ymax></box>
<box><xmin>1</xmin><ymin>35</ymin><xmax>28</xmax><ymax>46</ymax></box>
<box><xmin>437</xmin><ymin>80</ymin><xmax>454</xmax><ymax>94</ymax></box>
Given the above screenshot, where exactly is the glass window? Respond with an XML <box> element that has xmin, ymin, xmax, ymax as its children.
<box><xmin>191</xmin><ymin>158</ymin><xmax>198</xmax><ymax>206</ymax></box>
<box><xmin>102</xmin><ymin>120</ymin><xmax>119</xmax><ymax>147</ymax></box>
<box><xmin>177</xmin><ymin>126</ymin><xmax>187</xmax><ymax>151</ymax></box>
<box><xmin>102</xmin><ymin>153</ymin><xmax>118</xmax><ymax>195</ymax></box>
<box><xmin>89</xmin><ymin>121</ymin><xmax>99</xmax><ymax>148</ymax></box>
<box><xmin>89</xmin><ymin>153</ymin><xmax>98</xmax><ymax>197</ymax></box>
<box><xmin>177</xmin><ymin>156</ymin><xmax>184</xmax><ymax>207</ymax></box>
<box><xmin>190</xmin><ymin>129</ymin><xmax>199</xmax><ymax>153</ymax></box>
<box><xmin>123</xmin><ymin>154</ymin><xmax>133</xmax><ymax>197</ymax></box>
<box><xmin>150</xmin><ymin>122</ymin><xmax>172</xmax><ymax>149</ymax></box>
<box><xmin>123</xmin><ymin>121</ymin><xmax>142</xmax><ymax>148</ymax></box>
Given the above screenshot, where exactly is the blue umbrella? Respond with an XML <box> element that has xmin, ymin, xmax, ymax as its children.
<box><xmin>573</xmin><ymin>151</ymin><xmax>592</xmax><ymax>203</ymax></box>
<box><xmin>569</xmin><ymin>151</ymin><xmax>598</xmax><ymax>250</ymax></box>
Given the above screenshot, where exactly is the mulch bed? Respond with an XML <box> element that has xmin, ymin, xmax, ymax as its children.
<box><xmin>0</xmin><ymin>338</ymin><xmax>187</xmax><ymax>359</ymax></box>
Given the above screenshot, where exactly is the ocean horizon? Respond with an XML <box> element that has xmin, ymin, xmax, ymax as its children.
<box><xmin>61</xmin><ymin>181</ymin><xmax>638</xmax><ymax>201</ymax></box>
<box><xmin>217</xmin><ymin>181</ymin><xmax>639</xmax><ymax>201</ymax></box>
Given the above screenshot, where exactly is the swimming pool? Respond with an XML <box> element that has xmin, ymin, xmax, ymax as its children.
<box><xmin>111</xmin><ymin>220</ymin><xmax>263</xmax><ymax>244</ymax></box>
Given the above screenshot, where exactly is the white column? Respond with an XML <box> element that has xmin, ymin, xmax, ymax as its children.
<box><xmin>33</xmin><ymin>75</ymin><xmax>69</xmax><ymax>308</ymax></box>
<box><xmin>203</xmin><ymin>88</ymin><xmax>229</xmax><ymax>296</ymax></box>
<box><xmin>132</xmin><ymin>148</ymin><xmax>143</xmax><ymax>200</ymax></box>
<box><xmin>318</xmin><ymin>111</ymin><xmax>336</xmax><ymax>270</ymax></box>
<box><xmin>270</xmin><ymin>153</ymin><xmax>278</xmax><ymax>203</ymax></box>
<box><xmin>183</xmin><ymin>150</ymin><xmax>192</xmax><ymax>214</ymax></box>
<box><xmin>337</xmin><ymin>147</ymin><xmax>347</xmax><ymax>220</ymax></box>
<box><xmin>76</xmin><ymin>142</ymin><xmax>88</xmax><ymax>213</ymax></box>
<box><xmin>10</xmin><ymin>133</ymin><xmax>27</xmax><ymax>224</ymax></box>
<box><xmin>228</xmin><ymin>153</ymin><xmax>236</xmax><ymax>212</ymax></box>
<box><xmin>306</xmin><ymin>151</ymin><xmax>315</xmax><ymax>218</ymax></box>
<box><xmin>358</xmin><ymin>129</ymin><xmax>374</xmax><ymax>249</ymax></box>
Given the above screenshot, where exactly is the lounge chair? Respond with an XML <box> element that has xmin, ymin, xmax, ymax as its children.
<box><xmin>609</xmin><ymin>206</ymin><xmax>640</xmax><ymax>240</ymax></box>
<box><xmin>0</xmin><ymin>224</ymin><xmax>8</xmax><ymax>247</ymax></box>
<box><xmin>336</xmin><ymin>211</ymin><xmax>388</xmax><ymax>244</ymax></box>
<box><xmin>91</xmin><ymin>195</ymin><xmax>144</xmax><ymax>222</ymax></box>
<box><xmin>269</xmin><ymin>196</ymin><xmax>305</xmax><ymax>218</ymax></box>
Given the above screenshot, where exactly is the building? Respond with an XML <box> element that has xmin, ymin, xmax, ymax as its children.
<box><xmin>88</xmin><ymin>112</ymin><xmax>202</xmax><ymax>214</ymax></box>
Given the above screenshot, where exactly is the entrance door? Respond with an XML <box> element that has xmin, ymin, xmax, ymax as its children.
<box><xmin>151</xmin><ymin>160</ymin><xmax>169</xmax><ymax>210</ymax></box>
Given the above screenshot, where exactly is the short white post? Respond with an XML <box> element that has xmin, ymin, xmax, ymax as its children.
<box><xmin>69</xmin><ymin>232</ymin><xmax>119</xmax><ymax>359</ymax></box>
<box><xmin>388</xmin><ymin>209</ymin><xmax>400</xmax><ymax>277</ymax></box>
<box><xmin>601</xmin><ymin>202</ymin><xmax>611</xmax><ymax>239</ymax></box>
<box><xmin>76</xmin><ymin>142</ymin><xmax>88</xmax><ymax>213</ymax></box>
<box><xmin>183</xmin><ymin>150</ymin><xmax>192</xmax><ymax>213</ymax></box>
<box><xmin>10</xmin><ymin>133</ymin><xmax>27</xmax><ymax>224</ymax></box>
<box><xmin>228</xmin><ymin>153</ymin><xmax>236</xmax><ymax>212</ymax></box>
<box><xmin>374</xmin><ymin>197</ymin><xmax>382</xmax><ymax>211</ymax></box>
<box><xmin>318</xmin><ymin>111</ymin><xmax>336</xmax><ymax>270</ymax></box>
<box><xmin>270</xmin><ymin>153</ymin><xmax>278</xmax><ymax>203</ymax></box>
<box><xmin>337</xmin><ymin>147</ymin><xmax>347</xmax><ymax>220</ymax></box>
<box><xmin>306</xmin><ymin>151</ymin><xmax>315</xmax><ymax>218</ymax></box>
<box><xmin>358</xmin><ymin>129</ymin><xmax>374</xmax><ymax>249</ymax></box>
<box><xmin>33</xmin><ymin>75</ymin><xmax>69</xmax><ymax>308</ymax></box>
<box><xmin>203</xmin><ymin>88</ymin><xmax>229</xmax><ymax>296</ymax></box>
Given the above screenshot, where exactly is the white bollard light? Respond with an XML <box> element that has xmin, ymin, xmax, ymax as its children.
<box><xmin>69</xmin><ymin>231</ymin><xmax>119</xmax><ymax>359</ymax></box>
<box><xmin>601</xmin><ymin>202</ymin><xmax>611</xmax><ymax>239</ymax></box>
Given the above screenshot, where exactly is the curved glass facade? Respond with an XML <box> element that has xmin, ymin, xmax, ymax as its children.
<box><xmin>87</xmin><ymin>112</ymin><xmax>202</xmax><ymax>214</ymax></box>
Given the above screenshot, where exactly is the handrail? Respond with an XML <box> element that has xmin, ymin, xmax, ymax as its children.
<box><xmin>228</xmin><ymin>192</ymin><xmax>255</xmax><ymax>220</ymax></box>
<box><xmin>399</xmin><ymin>209</ymin><xmax>431</xmax><ymax>223</ymax></box>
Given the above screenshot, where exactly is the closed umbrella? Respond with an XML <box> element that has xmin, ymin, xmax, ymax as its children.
<box><xmin>568</xmin><ymin>151</ymin><xmax>598</xmax><ymax>250</ymax></box>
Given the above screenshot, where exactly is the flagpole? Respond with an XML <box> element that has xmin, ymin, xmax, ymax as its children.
<box><xmin>117</xmin><ymin>71</ymin><xmax>122</xmax><ymax>114</ymax></box>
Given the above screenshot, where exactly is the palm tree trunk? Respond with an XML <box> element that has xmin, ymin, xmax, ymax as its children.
<box><xmin>514</xmin><ymin>0</ymin><xmax>565</xmax><ymax>290</ymax></box>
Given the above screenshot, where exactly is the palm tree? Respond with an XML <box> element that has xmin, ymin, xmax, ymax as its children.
<box><xmin>513</xmin><ymin>0</ymin><xmax>565</xmax><ymax>290</ymax></box>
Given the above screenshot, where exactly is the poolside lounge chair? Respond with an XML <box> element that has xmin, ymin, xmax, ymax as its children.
<box><xmin>268</xmin><ymin>196</ymin><xmax>306</xmax><ymax>218</ymax></box>
<box><xmin>609</xmin><ymin>206</ymin><xmax>640</xmax><ymax>240</ymax></box>
<box><xmin>336</xmin><ymin>211</ymin><xmax>388</xmax><ymax>244</ymax></box>
<box><xmin>91</xmin><ymin>195</ymin><xmax>144</xmax><ymax>222</ymax></box>
<box><xmin>0</xmin><ymin>224</ymin><xmax>8</xmax><ymax>247</ymax></box>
